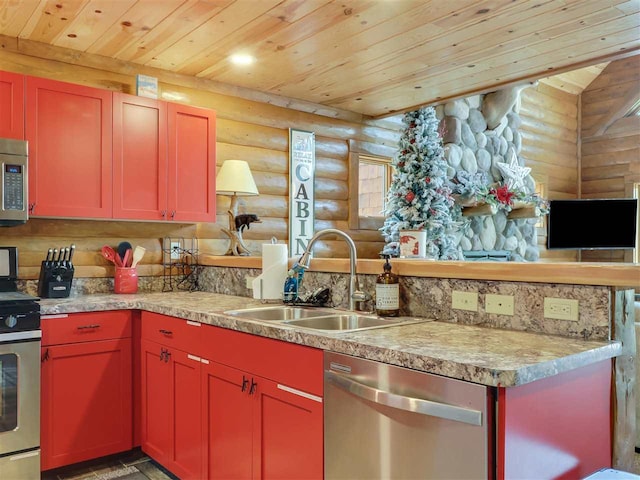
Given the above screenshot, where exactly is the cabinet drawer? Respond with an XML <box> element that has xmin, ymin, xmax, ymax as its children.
<box><xmin>41</xmin><ymin>311</ymin><xmax>131</xmax><ymax>346</ymax></box>
<box><xmin>141</xmin><ymin>312</ymin><xmax>203</xmax><ymax>354</ymax></box>
<box><xmin>202</xmin><ymin>326</ymin><xmax>323</xmax><ymax>396</ymax></box>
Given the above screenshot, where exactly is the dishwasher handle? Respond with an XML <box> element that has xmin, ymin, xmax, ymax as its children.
<box><xmin>325</xmin><ymin>370</ymin><xmax>483</xmax><ymax>426</ymax></box>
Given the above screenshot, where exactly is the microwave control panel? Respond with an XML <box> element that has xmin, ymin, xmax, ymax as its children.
<box><xmin>3</xmin><ymin>164</ymin><xmax>24</xmax><ymax>211</ymax></box>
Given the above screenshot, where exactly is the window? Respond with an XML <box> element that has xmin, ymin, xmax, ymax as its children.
<box><xmin>348</xmin><ymin>147</ymin><xmax>393</xmax><ymax>231</ymax></box>
<box><xmin>532</xmin><ymin>176</ymin><xmax>547</xmax><ymax>229</ymax></box>
<box><xmin>625</xmin><ymin>98</ymin><xmax>640</xmax><ymax>117</ymax></box>
<box><xmin>358</xmin><ymin>155</ymin><xmax>392</xmax><ymax>217</ymax></box>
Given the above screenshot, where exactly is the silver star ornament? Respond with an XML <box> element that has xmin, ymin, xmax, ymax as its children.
<box><xmin>496</xmin><ymin>152</ymin><xmax>531</xmax><ymax>190</ymax></box>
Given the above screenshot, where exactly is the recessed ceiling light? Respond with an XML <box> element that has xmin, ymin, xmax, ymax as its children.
<box><xmin>229</xmin><ymin>54</ymin><xmax>255</xmax><ymax>66</ymax></box>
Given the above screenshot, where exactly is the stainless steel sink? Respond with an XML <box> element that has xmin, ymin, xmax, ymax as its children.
<box><xmin>224</xmin><ymin>306</ymin><xmax>335</xmax><ymax>321</ymax></box>
<box><xmin>283</xmin><ymin>314</ymin><xmax>405</xmax><ymax>331</ymax></box>
<box><xmin>223</xmin><ymin>306</ymin><xmax>430</xmax><ymax>333</ymax></box>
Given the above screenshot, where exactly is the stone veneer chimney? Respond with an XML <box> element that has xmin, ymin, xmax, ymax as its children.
<box><xmin>436</xmin><ymin>86</ymin><xmax>540</xmax><ymax>261</ymax></box>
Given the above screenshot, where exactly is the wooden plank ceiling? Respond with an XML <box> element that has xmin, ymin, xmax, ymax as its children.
<box><xmin>1</xmin><ymin>0</ymin><xmax>638</xmax><ymax>118</ymax></box>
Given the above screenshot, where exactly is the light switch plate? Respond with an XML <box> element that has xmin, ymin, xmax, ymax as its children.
<box><xmin>485</xmin><ymin>294</ymin><xmax>514</xmax><ymax>315</ymax></box>
<box><xmin>245</xmin><ymin>275</ymin><xmax>256</xmax><ymax>289</ymax></box>
<box><xmin>452</xmin><ymin>291</ymin><xmax>478</xmax><ymax>311</ymax></box>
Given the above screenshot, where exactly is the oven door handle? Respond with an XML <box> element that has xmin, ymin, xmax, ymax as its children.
<box><xmin>0</xmin><ymin>330</ymin><xmax>42</xmax><ymax>342</ymax></box>
<box><xmin>325</xmin><ymin>370</ymin><xmax>483</xmax><ymax>426</ymax></box>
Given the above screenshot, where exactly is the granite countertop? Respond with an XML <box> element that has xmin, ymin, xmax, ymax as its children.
<box><xmin>39</xmin><ymin>291</ymin><xmax>621</xmax><ymax>388</ymax></box>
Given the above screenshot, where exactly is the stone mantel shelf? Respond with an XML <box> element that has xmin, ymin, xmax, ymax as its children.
<box><xmin>200</xmin><ymin>255</ymin><xmax>640</xmax><ymax>288</ymax></box>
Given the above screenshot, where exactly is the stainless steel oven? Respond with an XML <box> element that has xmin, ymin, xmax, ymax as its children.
<box><xmin>0</xmin><ymin>247</ymin><xmax>41</xmax><ymax>479</ymax></box>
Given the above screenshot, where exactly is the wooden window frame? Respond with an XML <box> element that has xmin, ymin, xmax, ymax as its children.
<box><xmin>348</xmin><ymin>146</ymin><xmax>392</xmax><ymax>231</ymax></box>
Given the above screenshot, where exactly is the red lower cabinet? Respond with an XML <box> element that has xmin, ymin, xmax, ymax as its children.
<box><xmin>140</xmin><ymin>339</ymin><xmax>202</xmax><ymax>479</ymax></box>
<box><xmin>40</xmin><ymin>338</ymin><xmax>132</xmax><ymax>470</ymax></box>
<box><xmin>203</xmin><ymin>361</ymin><xmax>253</xmax><ymax>479</ymax></box>
<box><xmin>254</xmin><ymin>373</ymin><xmax>323</xmax><ymax>479</ymax></box>
<box><xmin>202</xmin><ymin>358</ymin><xmax>323</xmax><ymax>479</ymax></box>
<box><xmin>140</xmin><ymin>315</ymin><xmax>324</xmax><ymax>480</ymax></box>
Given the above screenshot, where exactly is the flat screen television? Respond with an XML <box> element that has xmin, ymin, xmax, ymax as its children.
<box><xmin>547</xmin><ymin>199</ymin><xmax>638</xmax><ymax>250</ymax></box>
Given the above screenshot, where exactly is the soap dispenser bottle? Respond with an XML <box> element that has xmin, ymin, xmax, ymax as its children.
<box><xmin>376</xmin><ymin>255</ymin><xmax>399</xmax><ymax>317</ymax></box>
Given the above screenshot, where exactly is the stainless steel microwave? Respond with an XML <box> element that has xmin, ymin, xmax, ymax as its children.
<box><xmin>0</xmin><ymin>138</ymin><xmax>28</xmax><ymax>226</ymax></box>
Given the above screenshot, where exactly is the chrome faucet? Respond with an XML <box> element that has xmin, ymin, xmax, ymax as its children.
<box><xmin>297</xmin><ymin>229</ymin><xmax>369</xmax><ymax>311</ymax></box>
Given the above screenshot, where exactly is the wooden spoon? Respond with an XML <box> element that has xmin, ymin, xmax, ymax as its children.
<box><xmin>131</xmin><ymin>246</ymin><xmax>146</xmax><ymax>268</ymax></box>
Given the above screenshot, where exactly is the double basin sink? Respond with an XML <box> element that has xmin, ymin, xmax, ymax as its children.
<box><xmin>224</xmin><ymin>306</ymin><xmax>427</xmax><ymax>333</ymax></box>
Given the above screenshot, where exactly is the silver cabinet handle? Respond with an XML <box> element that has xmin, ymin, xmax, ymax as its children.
<box><xmin>325</xmin><ymin>370</ymin><xmax>483</xmax><ymax>426</ymax></box>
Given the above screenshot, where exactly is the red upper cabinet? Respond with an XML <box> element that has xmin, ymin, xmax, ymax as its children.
<box><xmin>113</xmin><ymin>93</ymin><xmax>168</xmax><ymax>220</ymax></box>
<box><xmin>0</xmin><ymin>71</ymin><xmax>25</xmax><ymax>139</ymax></box>
<box><xmin>25</xmin><ymin>76</ymin><xmax>113</xmax><ymax>218</ymax></box>
<box><xmin>167</xmin><ymin>103</ymin><xmax>216</xmax><ymax>223</ymax></box>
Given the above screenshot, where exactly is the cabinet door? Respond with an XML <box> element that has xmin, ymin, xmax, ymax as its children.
<box><xmin>40</xmin><ymin>338</ymin><xmax>132</xmax><ymax>471</ymax></box>
<box><xmin>202</xmin><ymin>361</ymin><xmax>253</xmax><ymax>480</ymax></box>
<box><xmin>167</xmin><ymin>103</ymin><xmax>216</xmax><ymax>222</ymax></box>
<box><xmin>25</xmin><ymin>76</ymin><xmax>112</xmax><ymax>218</ymax></box>
<box><xmin>140</xmin><ymin>339</ymin><xmax>171</xmax><ymax>465</ymax></box>
<box><xmin>253</xmin><ymin>377</ymin><xmax>323</xmax><ymax>480</ymax></box>
<box><xmin>113</xmin><ymin>93</ymin><xmax>168</xmax><ymax>220</ymax></box>
<box><xmin>167</xmin><ymin>349</ymin><xmax>202</xmax><ymax>480</ymax></box>
<box><xmin>0</xmin><ymin>71</ymin><xmax>24</xmax><ymax>139</ymax></box>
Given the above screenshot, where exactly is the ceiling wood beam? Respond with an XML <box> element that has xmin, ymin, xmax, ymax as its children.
<box><xmin>583</xmin><ymin>82</ymin><xmax>640</xmax><ymax>139</ymax></box>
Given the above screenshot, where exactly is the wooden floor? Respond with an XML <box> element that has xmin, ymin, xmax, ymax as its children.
<box><xmin>40</xmin><ymin>450</ymin><xmax>177</xmax><ymax>480</ymax></box>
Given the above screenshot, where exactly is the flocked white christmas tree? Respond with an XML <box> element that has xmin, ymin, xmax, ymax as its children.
<box><xmin>381</xmin><ymin>107</ymin><xmax>467</xmax><ymax>259</ymax></box>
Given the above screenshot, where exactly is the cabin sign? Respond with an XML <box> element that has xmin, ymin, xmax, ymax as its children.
<box><xmin>289</xmin><ymin>129</ymin><xmax>315</xmax><ymax>256</ymax></box>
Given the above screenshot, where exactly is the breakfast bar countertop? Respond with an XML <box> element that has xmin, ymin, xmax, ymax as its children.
<box><xmin>39</xmin><ymin>291</ymin><xmax>621</xmax><ymax>388</ymax></box>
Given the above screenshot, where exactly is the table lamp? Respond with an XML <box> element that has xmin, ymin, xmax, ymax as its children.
<box><xmin>216</xmin><ymin>160</ymin><xmax>260</xmax><ymax>255</ymax></box>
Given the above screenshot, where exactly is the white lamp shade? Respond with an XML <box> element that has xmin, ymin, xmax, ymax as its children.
<box><xmin>216</xmin><ymin>160</ymin><xmax>259</xmax><ymax>196</ymax></box>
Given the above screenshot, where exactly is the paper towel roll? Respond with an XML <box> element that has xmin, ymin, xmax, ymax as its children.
<box><xmin>252</xmin><ymin>243</ymin><xmax>288</xmax><ymax>299</ymax></box>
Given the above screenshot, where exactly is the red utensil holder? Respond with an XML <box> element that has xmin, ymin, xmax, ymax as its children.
<box><xmin>114</xmin><ymin>267</ymin><xmax>138</xmax><ymax>294</ymax></box>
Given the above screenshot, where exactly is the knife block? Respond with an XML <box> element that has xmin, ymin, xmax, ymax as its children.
<box><xmin>38</xmin><ymin>261</ymin><xmax>74</xmax><ymax>298</ymax></box>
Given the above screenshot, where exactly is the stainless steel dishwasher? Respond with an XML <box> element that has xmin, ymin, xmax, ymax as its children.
<box><xmin>324</xmin><ymin>352</ymin><xmax>490</xmax><ymax>479</ymax></box>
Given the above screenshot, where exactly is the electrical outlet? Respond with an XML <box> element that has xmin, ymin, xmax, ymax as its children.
<box><xmin>485</xmin><ymin>294</ymin><xmax>514</xmax><ymax>315</ymax></box>
<box><xmin>544</xmin><ymin>297</ymin><xmax>579</xmax><ymax>321</ymax></box>
<box><xmin>170</xmin><ymin>241</ymin><xmax>181</xmax><ymax>260</ymax></box>
<box><xmin>452</xmin><ymin>291</ymin><xmax>478</xmax><ymax>311</ymax></box>
<box><xmin>245</xmin><ymin>275</ymin><xmax>256</xmax><ymax>289</ymax></box>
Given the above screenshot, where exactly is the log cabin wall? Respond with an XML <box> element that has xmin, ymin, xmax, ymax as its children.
<box><xmin>580</xmin><ymin>56</ymin><xmax>640</xmax><ymax>263</ymax></box>
<box><xmin>0</xmin><ymin>42</ymin><xmax>400</xmax><ymax>279</ymax></box>
<box><xmin>520</xmin><ymin>83</ymin><xmax>580</xmax><ymax>262</ymax></box>
<box><xmin>0</xmin><ymin>41</ymin><xmax>585</xmax><ymax>279</ymax></box>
